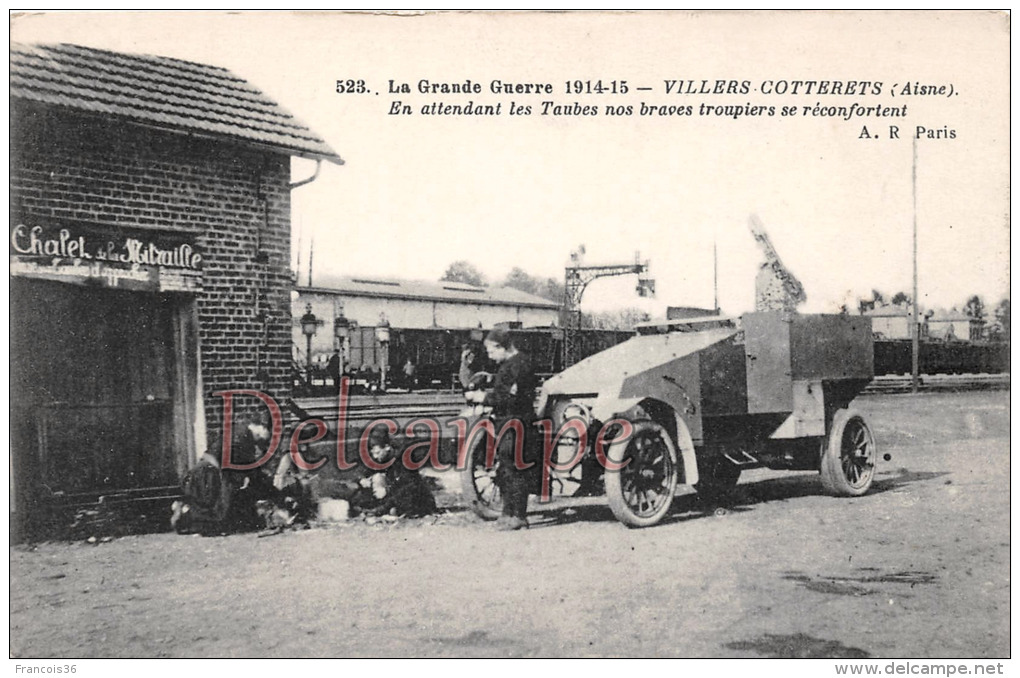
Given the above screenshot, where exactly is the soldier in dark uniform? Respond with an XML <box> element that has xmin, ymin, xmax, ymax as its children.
<box><xmin>327</xmin><ymin>427</ymin><xmax>436</xmax><ymax>519</ymax></box>
<box><xmin>326</xmin><ymin>351</ymin><xmax>342</xmax><ymax>391</ymax></box>
<box><xmin>172</xmin><ymin>414</ymin><xmax>279</xmax><ymax>535</ymax></box>
<box><xmin>467</xmin><ymin>328</ymin><xmax>539</xmax><ymax>531</ymax></box>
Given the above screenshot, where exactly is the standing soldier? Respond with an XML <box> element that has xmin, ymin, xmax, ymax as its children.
<box><xmin>402</xmin><ymin>358</ymin><xmax>417</xmax><ymax>391</ymax></box>
<box><xmin>466</xmin><ymin>328</ymin><xmax>539</xmax><ymax>531</ymax></box>
<box><xmin>326</xmin><ymin>350</ymin><xmax>342</xmax><ymax>391</ymax></box>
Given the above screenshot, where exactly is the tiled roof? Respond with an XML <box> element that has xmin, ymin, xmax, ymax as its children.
<box><xmin>302</xmin><ymin>275</ymin><xmax>561</xmax><ymax>309</ymax></box>
<box><xmin>10</xmin><ymin>42</ymin><xmax>342</xmax><ymax>163</ymax></box>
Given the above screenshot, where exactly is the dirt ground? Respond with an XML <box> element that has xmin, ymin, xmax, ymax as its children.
<box><xmin>9</xmin><ymin>390</ymin><xmax>1010</xmax><ymax>658</ymax></box>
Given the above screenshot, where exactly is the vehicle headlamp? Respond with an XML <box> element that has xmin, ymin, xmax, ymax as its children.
<box><xmin>559</xmin><ymin>401</ymin><xmax>592</xmax><ymax>427</ymax></box>
<box><xmin>545</xmin><ymin>400</ymin><xmax>592</xmax><ymax>465</ymax></box>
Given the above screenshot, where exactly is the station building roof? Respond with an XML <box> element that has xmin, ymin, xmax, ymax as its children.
<box><xmin>929</xmin><ymin>308</ymin><xmax>982</xmax><ymax>323</ymax></box>
<box><xmin>10</xmin><ymin>42</ymin><xmax>343</xmax><ymax>163</ymax></box>
<box><xmin>300</xmin><ymin>275</ymin><xmax>561</xmax><ymax>309</ymax></box>
<box><xmin>864</xmin><ymin>304</ymin><xmax>912</xmax><ymax>317</ymax></box>
<box><xmin>865</xmin><ymin>304</ymin><xmax>983</xmax><ymax>324</ymax></box>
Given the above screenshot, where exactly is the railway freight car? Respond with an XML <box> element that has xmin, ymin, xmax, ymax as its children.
<box><xmin>873</xmin><ymin>339</ymin><xmax>1010</xmax><ymax>376</ymax></box>
<box><xmin>300</xmin><ymin>325</ymin><xmax>1009</xmax><ymax>395</ymax></box>
<box><xmin>337</xmin><ymin>325</ymin><xmax>637</xmax><ymax>391</ymax></box>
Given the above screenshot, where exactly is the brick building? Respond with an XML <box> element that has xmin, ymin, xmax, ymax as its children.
<box><xmin>9</xmin><ymin>43</ymin><xmax>341</xmax><ymax>537</ymax></box>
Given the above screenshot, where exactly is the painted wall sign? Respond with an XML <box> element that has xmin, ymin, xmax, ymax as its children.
<box><xmin>9</xmin><ymin>222</ymin><xmax>204</xmax><ymax>292</ymax></box>
<box><xmin>10</xmin><ymin>223</ymin><xmax>203</xmax><ymax>269</ymax></box>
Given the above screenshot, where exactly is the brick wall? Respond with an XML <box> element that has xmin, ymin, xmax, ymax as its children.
<box><xmin>11</xmin><ymin>102</ymin><xmax>295</xmax><ymax>439</ymax></box>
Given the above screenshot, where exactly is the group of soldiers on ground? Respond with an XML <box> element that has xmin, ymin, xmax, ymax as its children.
<box><xmin>170</xmin><ymin>407</ymin><xmax>436</xmax><ymax>536</ymax></box>
<box><xmin>175</xmin><ymin>326</ymin><xmax>542</xmax><ymax>534</ymax></box>
<box><xmin>172</xmin><ymin>327</ymin><xmax>540</xmax><ymax>535</ymax></box>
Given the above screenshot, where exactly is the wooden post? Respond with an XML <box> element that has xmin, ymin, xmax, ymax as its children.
<box><xmin>911</xmin><ymin>136</ymin><xmax>920</xmax><ymax>393</ymax></box>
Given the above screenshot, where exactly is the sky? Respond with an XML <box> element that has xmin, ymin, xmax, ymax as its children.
<box><xmin>10</xmin><ymin>11</ymin><xmax>1011</xmax><ymax>317</ymax></box>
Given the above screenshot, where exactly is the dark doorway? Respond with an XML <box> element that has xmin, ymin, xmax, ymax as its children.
<box><xmin>10</xmin><ymin>278</ymin><xmax>200</xmax><ymax>535</ymax></box>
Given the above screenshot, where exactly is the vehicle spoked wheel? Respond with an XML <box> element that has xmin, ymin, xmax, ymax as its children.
<box><xmin>604</xmin><ymin>420</ymin><xmax>678</xmax><ymax>527</ymax></box>
<box><xmin>459</xmin><ymin>435</ymin><xmax>503</xmax><ymax>520</ymax></box>
<box><xmin>819</xmin><ymin>408</ymin><xmax>877</xmax><ymax>496</ymax></box>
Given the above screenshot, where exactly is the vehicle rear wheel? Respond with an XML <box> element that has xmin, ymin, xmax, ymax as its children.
<box><xmin>604</xmin><ymin>421</ymin><xmax>678</xmax><ymax>528</ymax></box>
<box><xmin>459</xmin><ymin>437</ymin><xmax>503</xmax><ymax>520</ymax></box>
<box><xmin>819</xmin><ymin>409</ymin><xmax>877</xmax><ymax>496</ymax></box>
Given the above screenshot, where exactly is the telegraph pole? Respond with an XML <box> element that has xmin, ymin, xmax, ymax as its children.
<box><xmin>308</xmin><ymin>236</ymin><xmax>315</xmax><ymax>287</ymax></box>
<box><xmin>911</xmin><ymin>137</ymin><xmax>920</xmax><ymax>393</ymax></box>
<box><xmin>295</xmin><ymin>227</ymin><xmax>303</xmax><ymax>284</ymax></box>
<box><xmin>713</xmin><ymin>238</ymin><xmax>719</xmax><ymax>312</ymax></box>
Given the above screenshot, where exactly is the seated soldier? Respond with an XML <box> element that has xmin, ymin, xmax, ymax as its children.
<box><xmin>351</xmin><ymin>428</ymin><xmax>437</xmax><ymax>519</ymax></box>
<box><xmin>172</xmin><ymin>414</ymin><xmax>282</xmax><ymax>535</ymax></box>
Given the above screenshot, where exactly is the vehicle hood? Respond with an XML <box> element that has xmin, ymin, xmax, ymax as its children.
<box><xmin>543</xmin><ymin>327</ymin><xmax>741</xmax><ymax>398</ymax></box>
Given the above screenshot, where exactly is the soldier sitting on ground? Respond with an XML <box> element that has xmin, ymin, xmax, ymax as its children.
<box><xmin>172</xmin><ymin>413</ymin><xmax>306</xmax><ymax>535</ymax></box>
<box><xmin>344</xmin><ymin>428</ymin><xmax>437</xmax><ymax>519</ymax></box>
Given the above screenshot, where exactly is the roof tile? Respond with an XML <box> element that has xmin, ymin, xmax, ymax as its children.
<box><xmin>11</xmin><ymin>42</ymin><xmax>342</xmax><ymax>163</ymax></box>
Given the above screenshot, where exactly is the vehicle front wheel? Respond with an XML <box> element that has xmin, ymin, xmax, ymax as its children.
<box><xmin>604</xmin><ymin>420</ymin><xmax>678</xmax><ymax>528</ymax></box>
<box><xmin>819</xmin><ymin>409</ymin><xmax>877</xmax><ymax>496</ymax></box>
<box><xmin>459</xmin><ymin>436</ymin><xmax>503</xmax><ymax>520</ymax></box>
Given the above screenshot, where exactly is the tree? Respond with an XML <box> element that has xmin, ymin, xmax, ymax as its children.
<box><xmin>502</xmin><ymin>267</ymin><xmax>539</xmax><ymax>295</ymax></box>
<box><xmin>994</xmin><ymin>298</ymin><xmax>1010</xmax><ymax>337</ymax></box>
<box><xmin>537</xmin><ymin>277</ymin><xmax>565</xmax><ymax>303</ymax></box>
<box><xmin>891</xmin><ymin>291</ymin><xmax>911</xmax><ymax>306</ymax></box>
<box><xmin>581</xmin><ymin>308</ymin><xmax>651</xmax><ymax>330</ymax></box>
<box><xmin>500</xmin><ymin>268</ymin><xmax>565</xmax><ymax>303</ymax></box>
<box><xmin>963</xmin><ymin>294</ymin><xmax>985</xmax><ymax>319</ymax></box>
<box><xmin>440</xmin><ymin>261</ymin><xmax>487</xmax><ymax>287</ymax></box>
<box><xmin>858</xmin><ymin>289</ymin><xmax>887</xmax><ymax>314</ymax></box>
